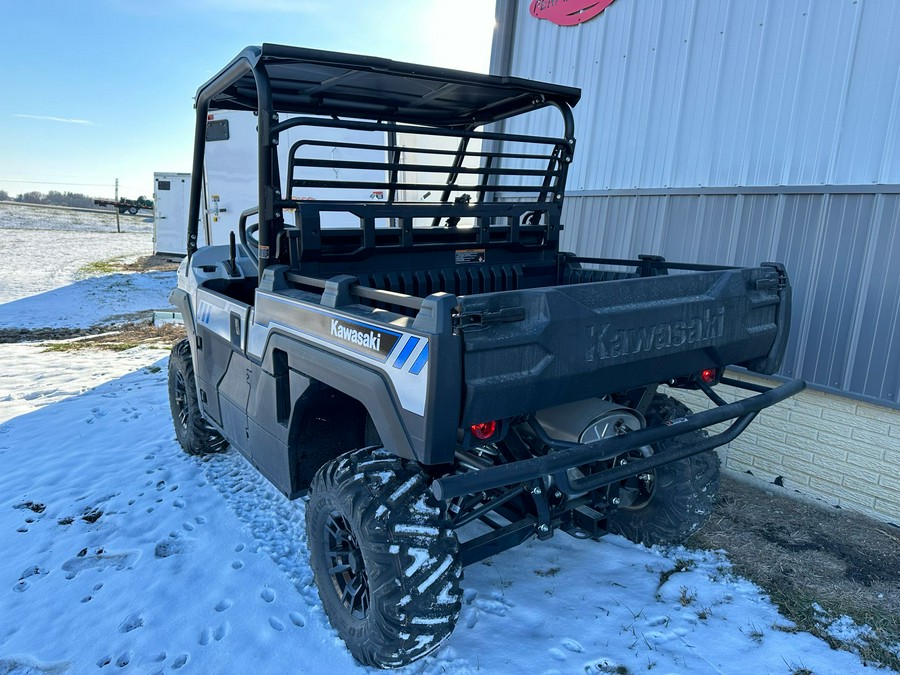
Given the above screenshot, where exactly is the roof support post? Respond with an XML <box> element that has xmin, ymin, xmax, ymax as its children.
<box><xmin>187</xmin><ymin>55</ymin><xmax>255</xmax><ymax>263</ymax></box>
<box><xmin>254</xmin><ymin>64</ymin><xmax>276</xmax><ymax>279</ymax></box>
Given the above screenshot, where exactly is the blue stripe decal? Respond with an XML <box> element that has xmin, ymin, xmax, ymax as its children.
<box><xmin>393</xmin><ymin>337</ymin><xmax>420</xmax><ymax>370</ymax></box>
<box><xmin>409</xmin><ymin>344</ymin><xmax>429</xmax><ymax>375</ymax></box>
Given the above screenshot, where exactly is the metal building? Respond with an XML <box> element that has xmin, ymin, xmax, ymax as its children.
<box><xmin>492</xmin><ymin>0</ymin><xmax>900</xmax><ymax>409</ymax></box>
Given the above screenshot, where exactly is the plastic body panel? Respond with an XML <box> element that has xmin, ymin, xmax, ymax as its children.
<box><xmin>457</xmin><ymin>265</ymin><xmax>786</xmax><ymax>425</ymax></box>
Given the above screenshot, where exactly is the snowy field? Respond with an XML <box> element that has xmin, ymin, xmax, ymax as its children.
<box><xmin>0</xmin><ymin>209</ymin><xmax>890</xmax><ymax>674</ymax></box>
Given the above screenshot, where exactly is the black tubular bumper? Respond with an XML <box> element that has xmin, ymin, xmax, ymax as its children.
<box><xmin>431</xmin><ymin>377</ymin><xmax>806</xmax><ymax>501</ymax></box>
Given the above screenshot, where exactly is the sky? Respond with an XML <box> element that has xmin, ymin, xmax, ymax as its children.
<box><xmin>0</xmin><ymin>0</ymin><xmax>497</xmax><ymax>201</ymax></box>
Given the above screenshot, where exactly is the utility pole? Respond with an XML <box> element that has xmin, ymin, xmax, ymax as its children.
<box><xmin>115</xmin><ymin>178</ymin><xmax>121</xmax><ymax>233</ymax></box>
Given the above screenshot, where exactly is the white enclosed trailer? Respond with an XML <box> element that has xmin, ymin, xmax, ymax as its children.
<box><xmin>200</xmin><ymin>110</ymin><xmax>483</xmax><ymax>246</ymax></box>
<box><xmin>152</xmin><ymin>172</ymin><xmax>193</xmax><ymax>255</ymax></box>
<box><xmin>202</xmin><ymin>110</ymin><xmax>389</xmax><ymax>246</ymax></box>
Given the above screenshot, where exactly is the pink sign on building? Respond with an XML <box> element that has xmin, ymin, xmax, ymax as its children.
<box><xmin>529</xmin><ymin>0</ymin><xmax>616</xmax><ymax>27</ymax></box>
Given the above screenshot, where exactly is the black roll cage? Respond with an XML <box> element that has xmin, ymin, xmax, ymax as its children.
<box><xmin>186</xmin><ymin>44</ymin><xmax>581</xmax><ymax>279</ymax></box>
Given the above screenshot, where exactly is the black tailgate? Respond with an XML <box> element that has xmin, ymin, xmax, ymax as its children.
<box><xmin>456</xmin><ymin>266</ymin><xmax>787</xmax><ymax>424</ymax></box>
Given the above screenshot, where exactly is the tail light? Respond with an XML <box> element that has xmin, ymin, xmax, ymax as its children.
<box><xmin>470</xmin><ymin>420</ymin><xmax>497</xmax><ymax>441</ymax></box>
<box><xmin>700</xmin><ymin>368</ymin><xmax>717</xmax><ymax>384</ymax></box>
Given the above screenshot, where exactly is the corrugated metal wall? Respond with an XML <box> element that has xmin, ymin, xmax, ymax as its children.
<box><xmin>493</xmin><ymin>0</ymin><xmax>900</xmax><ymax>408</ymax></box>
<box><xmin>500</xmin><ymin>0</ymin><xmax>900</xmax><ymax>189</ymax></box>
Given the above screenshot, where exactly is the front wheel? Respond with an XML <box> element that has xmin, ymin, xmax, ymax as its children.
<box><xmin>167</xmin><ymin>338</ymin><xmax>227</xmax><ymax>455</ymax></box>
<box><xmin>306</xmin><ymin>447</ymin><xmax>462</xmax><ymax>668</ymax></box>
<box><xmin>606</xmin><ymin>395</ymin><xmax>720</xmax><ymax>546</ymax></box>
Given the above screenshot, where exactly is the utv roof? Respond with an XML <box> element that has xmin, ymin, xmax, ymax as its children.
<box><xmin>196</xmin><ymin>43</ymin><xmax>581</xmax><ymax>128</ymax></box>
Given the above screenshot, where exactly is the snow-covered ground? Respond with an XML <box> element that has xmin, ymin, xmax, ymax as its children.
<box><xmin>0</xmin><ymin>213</ymin><xmax>889</xmax><ymax>674</ymax></box>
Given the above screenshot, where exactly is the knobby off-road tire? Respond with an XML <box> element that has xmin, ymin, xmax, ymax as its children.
<box><xmin>167</xmin><ymin>338</ymin><xmax>227</xmax><ymax>456</ymax></box>
<box><xmin>607</xmin><ymin>394</ymin><xmax>720</xmax><ymax>546</ymax></box>
<box><xmin>306</xmin><ymin>447</ymin><xmax>462</xmax><ymax>668</ymax></box>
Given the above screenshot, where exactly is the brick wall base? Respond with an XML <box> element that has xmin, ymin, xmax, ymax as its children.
<box><xmin>670</xmin><ymin>374</ymin><xmax>900</xmax><ymax>525</ymax></box>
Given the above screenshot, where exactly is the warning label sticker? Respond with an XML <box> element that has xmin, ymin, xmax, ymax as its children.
<box><xmin>455</xmin><ymin>249</ymin><xmax>485</xmax><ymax>264</ymax></box>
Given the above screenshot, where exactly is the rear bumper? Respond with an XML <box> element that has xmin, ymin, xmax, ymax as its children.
<box><xmin>432</xmin><ymin>377</ymin><xmax>806</xmax><ymax>501</ymax></box>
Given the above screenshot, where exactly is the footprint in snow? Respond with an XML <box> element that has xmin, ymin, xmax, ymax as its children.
<box><xmin>473</xmin><ymin>592</ymin><xmax>513</xmax><ymax>617</ymax></box>
<box><xmin>561</xmin><ymin>638</ymin><xmax>583</xmax><ymax>653</ymax></box>
<box><xmin>214</xmin><ymin>599</ymin><xmax>233</xmax><ymax>613</ymax></box>
<box><xmin>14</xmin><ymin>565</ymin><xmax>49</xmax><ymax>591</ymax></box>
<box><xmin>172</xmin><ymin>653</ymin><xmax>189</xmax><ymax>670</ymax></box>
<box><xmin>61</xmin><ymin>548</ymin><xmax>139</xmax><ymax>577</ymax></box>
<box><xmin>289</xmin><ymin>612</ymin><xmax>306</xmax><ymax>628</ymax></box>
<box><xmin>269</xmin><ymin>617</ymin><xmax>285</xmax><ymax>632</ymax></box>
<box><xmin>548</xmin><ymin>647</ymin><xmax>567</xmax><ymax>662</ymax></box>
<box><xmin>260</xmin><ymin>588</ymin><xmax>275</xmax><ymax>603</ymax></box>
<box><xmin>115</xmin><ymin>650</ymin><xmax>133</xmax><ymax>667</ymax></box>
<box><xmin>231</xmin><ymin>560</ymin><xmax>244</xmax><ymax>570</ymax></box>
<box><xmin>214</xmin><ymin>622</ymin><xmax>230</xmax><ymax>641</ymax></box>
<box><xmin>464</xmin><ymin>609</ymin><xmax>478</xmax><ymax>630</ymax></box>
<box><xmin>155</xmin><ymin>538</ymin><xmax>191</xmax><ymax>559</ymax></box>
<box><xmin>118</xmin><ymin>612</ymin><xmax>144</xmax><ymax>633</ymax></box>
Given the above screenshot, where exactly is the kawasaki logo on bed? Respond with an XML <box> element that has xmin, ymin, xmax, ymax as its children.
<box><xmin>330</xmin><ymin>320</ymin><xmax>383</xmax><ymax>352</ymax></box>
<box><xmin>300</xmin><ymin>310</ymin><xmax>400</xmax><ymax>361</ymax></box>
<box><xmin>587</xmin><ymin>306</ymin><xmax>726</xmax><ymax>362</ymax></box>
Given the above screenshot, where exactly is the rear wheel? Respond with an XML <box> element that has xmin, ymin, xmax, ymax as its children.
<box><xmin>306</xmin><ymin>447</ymin><xmax>462</xmax><ymax>668</ymax></box>
<box><xmin>167</xmin><ymin>338</ymin><xmax>227</xmax><ymax>455</ymax></box>
<box><xmin>607</xmin><ymin>395</ymin><xmax>720</xmax><ymax>546</ymax></box>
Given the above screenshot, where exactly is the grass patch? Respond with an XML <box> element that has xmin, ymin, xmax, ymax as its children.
<box><xmin>535</xmin><ymin>566</ymin><xmax>561</xmax><ymax>577</ymax></box>
<box><xmin>41</xmin><ymin>322</ymin><xmax>185</xmax><ymax>353</ymax></box>
<box><xmin>77</xmin><ymin>259</ymin><xmax>123</xmax><ymax>276</ymax></box>
<box><xmin>656</xmin><ymin>558</ymin><xmax>696</xmax><ymax>591</ymax></box>
<box><xmin>742</xmin><ymin>621</ymin><xmax>765</xmax><ymax>644</ymax></box>
<box><xmin>44</xmin><ymin>341</ymin><xmax>137</xmax><ymax>352</ymax></box>
<box><xmin>763</xmin><ymin>589</ymin><xmax>900</xmax><ymax>670</ymax></box>
<box><xmin>77</xmin><ymin>254</ymin><xmax>181</xmax><ymax>276</ymax></box>
<box><xmin>678</xmin><ymin>586</ymin><xmax>696</xmax><ymax>607</ymax></box>
<box><xmin>688</xmin><ymin>474</ymin><xmax>900</xmax><ymax>671</ymax></box>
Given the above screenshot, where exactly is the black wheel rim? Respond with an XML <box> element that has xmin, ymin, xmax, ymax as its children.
<box><xmin>173</xmin><ymin>370</ymin><xmax>189</xmax><ymax>431</ymax></box>
<box><xmin>323</xmin><ymin>512</ymin><xmax>370</xmax><ymax>619</ymax></box>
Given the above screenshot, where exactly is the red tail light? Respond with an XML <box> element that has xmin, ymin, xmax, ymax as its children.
<box><xmin>470</xmin><ymin>421</ymin><xmax>497</xmax><ymax>440</ymax></box>
<box><xmin>700</xmin><ymin>368</ymin><xmax>717</xmax><ymax>384</ymax></box>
